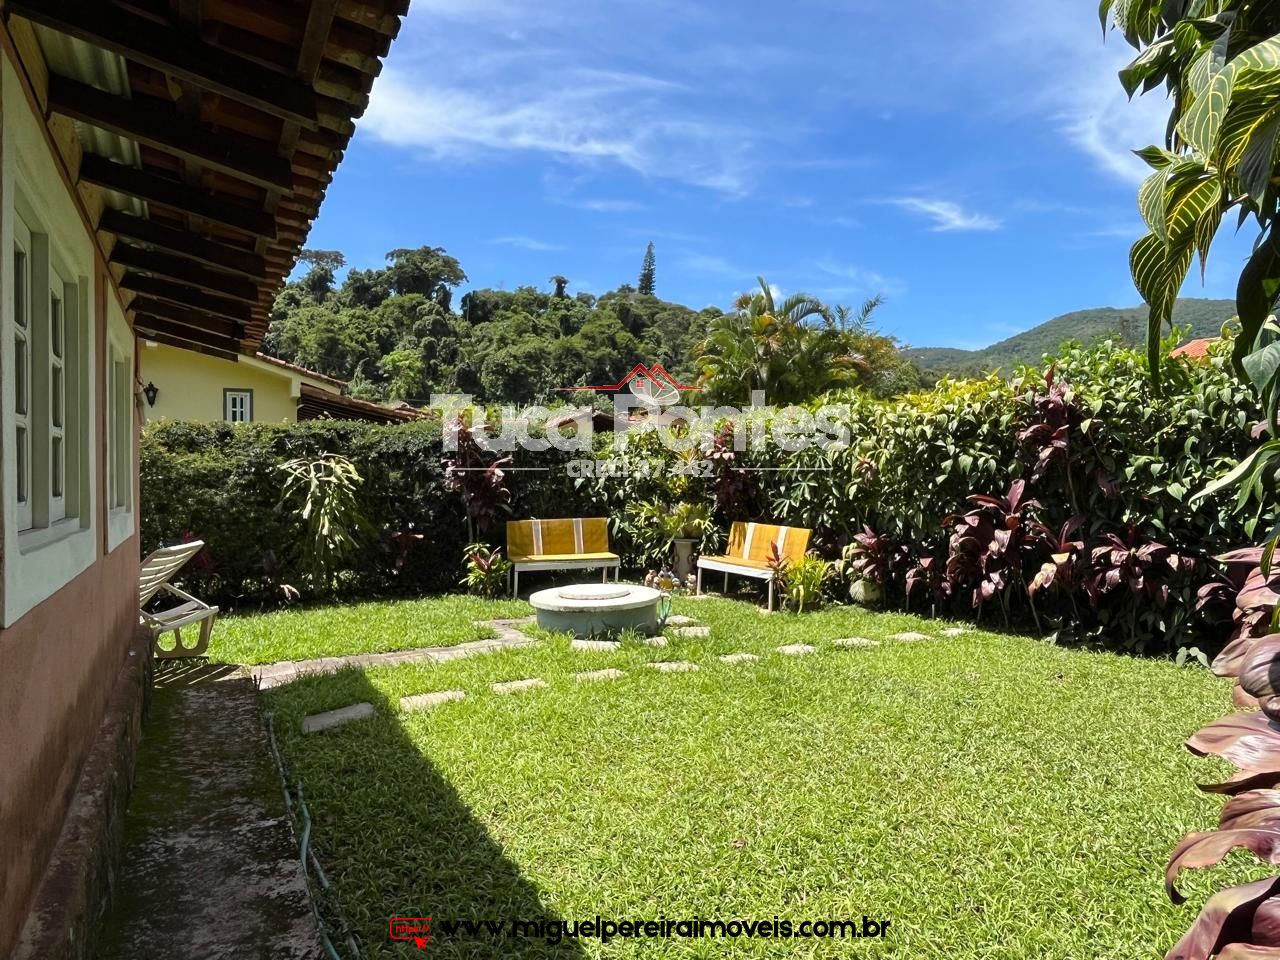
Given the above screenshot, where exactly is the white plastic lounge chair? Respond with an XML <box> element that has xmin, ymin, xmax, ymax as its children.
<box><xmin>140</xmin><ymin>541</ymin><xmax>219</xmax><ymax>659</ymax></box>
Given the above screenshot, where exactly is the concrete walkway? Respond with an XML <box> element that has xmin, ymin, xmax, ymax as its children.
<box><xmin>96</xmin><ymin>679</ymin><xmax>322</xmax><ymax>959</ymax></box>
<box><xmin>250</xmin><ymin>617</ymin><xmax>537</xmax><ymax>690</ymax></box>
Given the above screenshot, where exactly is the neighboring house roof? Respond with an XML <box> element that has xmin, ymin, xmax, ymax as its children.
<box><xmin>254</xmin><ymin>353</ymin><xmax>347</xmax><ymax>389</ymax></box>
<box><xmin>12</xmin><ymin>1</ymin><xmax>410</xmax><ymax>358</ymax></box>
<box><xmin>1172</xmin><ymin>337</ymin><xmax>1218</xmax><ymax>360</ymax></box>
<box><xmin>297</xmin><ymin>384</ymin><xmax>426</xmax><ymax>424</ymax></box>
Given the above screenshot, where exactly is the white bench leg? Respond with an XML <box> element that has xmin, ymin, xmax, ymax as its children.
<box><xmin>602</xmin><ymin>567</ymin><xmax>607</xmax><ymax>583</ymax></box>
<box><xmin>513</xmin><ymin>568</ymin><xmax>519</xmax><ymax>598</ymax></box>
<box><xmin>724</xmin><ymin>571</ymin><xmax>729</xmax><ymax>594</ymax></box>
<box><xmin>696</xmin><ymin>566</ymin><xmax>702</xmax><ymax>596</ymax></box>
<box><xmin>768</xmin><ymin>578</ymin><xmax>775</xmax><ymax>612</ymax></box>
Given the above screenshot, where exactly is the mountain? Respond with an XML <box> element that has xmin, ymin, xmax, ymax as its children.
<box><xmin>905</xmin><ymin>298</ymin><xmax>1236</xmax><ymax>380</ymax></box>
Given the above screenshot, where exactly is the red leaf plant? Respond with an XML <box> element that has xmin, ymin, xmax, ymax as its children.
<box><xmin>1164</xmin><ymin>547</ymin><xmax>1280</xmax><ymax>960</ymax></box>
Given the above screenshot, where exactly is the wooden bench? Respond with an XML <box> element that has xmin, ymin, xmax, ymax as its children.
<box><xmin>507</xmin><ymin>518</ymin><xmax>621</xmax><ymax>596</ymax></box>
<box><xmin>696</xmin><ymin>521</ymin><xmax>811</xmax><ymax>611</ymax></box>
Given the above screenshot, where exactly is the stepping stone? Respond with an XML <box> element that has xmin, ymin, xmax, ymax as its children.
<box><xmin>665</xmin><ymin>615</ymin><xmax>698</xmax><ymax>626</ymax></box>
<box><xmin>643</xmin><ymin>636</ymin><xmax>669</xmax><ymax>648</ymax></box>
<box><xmin>673</xmin><ymin>626</ymin><xmax>711</xmax><ymax>639</ymax></box>
<box><xmin>400</xmin><ymin>690</ymin><xmax>465</xmax><ymax>712</ymax></box>
<box><xmin>833</xmin><ymin>637</ymin><xmax>881</xmax><ymax>648</ymax></box>
<box><xmin>301</xmin><ymin>702</ymin><xmax>374</xmax><ymax>734</ymax></box>
<box><xmin>941</xmin><ymin>627</ymin><xmax>967</xmax><ymax>637</ymax></box>
<box><xmin>719</xmin><ymin>653</ymin><xmax>759</xmax><ymax>664</ymax></box>
<box><xmin>777</xmin><ymin>643</ymin><xmax>817</xmax><ymax>656</ymax></box>
<box><xmin>648</xmin><ymin>661</ymin><xmax>699</xmax><ymax>673</ymax></box>
<box><xmin>575</xmin><ymin>668</ymin><xmax>625</xmax><ymax>682</ymax></box>
<box><xmin>571</xmin><ymin>638</ymin><xmax>621</xmax><ymax>653</ymax></box>
<box><xmin>492</xmin><ymin>678</ymin><xmax>547</xmax><ymax>695</ymax></box>
<box><xmin>889</xmin><ymin>632</ymin><xmax>932</xmax><ymax>642</ymax></box>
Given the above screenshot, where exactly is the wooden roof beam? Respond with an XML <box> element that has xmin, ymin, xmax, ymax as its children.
<box><xmin>128</xmin><ymin>296</ymin><xmax>244</xmax><ymax>340</ymax></box>
<box><xmin>110</xmin><ymin>243</ymin><xmax>260</xmax><ymax>302</ymax></box>
<box><xmin>121</xmin><ymin>271</ymin><xmax>253</xmax><ymax>324</ymax></box>
<box><xmin>98</xmin><ymin>209</ymin><xmax>267</xmax><ymax>279</ymax></box>
<box><xmin>135</xmin><ymin>326</ymin><xmax>241</xmax><ymax>362</ymax></box>
<box><xmin>78</xmin><ymin>154</ymin><xmax>277</xmax><ymax>238</ymax></box>
<box><xmin>48</xmin><ymin>75</ymin><xmax>294</xmax><ymax>192</ymax></box>
<box><xmin>8</xmin><ymin>0</ymin><xmax>319</xmax><ymax>128</ymax></box>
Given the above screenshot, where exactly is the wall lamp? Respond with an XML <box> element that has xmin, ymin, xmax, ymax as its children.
<box><xmin>143</xmin><ymin>382</ymin><xmax>159</xmax><ymax>407</ymax></box>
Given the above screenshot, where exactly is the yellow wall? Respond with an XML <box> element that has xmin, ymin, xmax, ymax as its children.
<box><xmin>139</xmin><ymin>343</ymin><xmax>320</xmax><ymax>424</ymax></box>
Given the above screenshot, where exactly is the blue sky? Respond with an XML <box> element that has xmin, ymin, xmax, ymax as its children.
<box><xmin>301</xmin><ymin>0</ymin><xmax>1255</xmax><ymax>350</ymax></box>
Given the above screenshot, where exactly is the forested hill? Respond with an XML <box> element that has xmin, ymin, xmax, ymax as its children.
<box><xmin>904</xmin><ymin>298</ymin><xmax>1235</xmax><ymax>380</ymax></box>
<box><xmin>262</xmin><ymin>246</ymin><xmax>725</xmax><ymax>404</ymax></box>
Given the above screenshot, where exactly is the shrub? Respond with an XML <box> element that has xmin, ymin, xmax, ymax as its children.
<box><xmin>140</xmin><ymin>339</ymin><xmax>1270</xmax><ymax>651</ymax></box>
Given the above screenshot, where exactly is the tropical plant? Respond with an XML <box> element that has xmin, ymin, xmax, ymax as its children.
<box><xmin>444</xmin><ymin>418</ymin><xmax>512</xmax><ymax>543</ymax></box>
<box><xmin>780</xmin><ymin>553</ymin><xmax>830</xmax><ymax>612</ymax></box>
<box><xmin>838</xmin><ymin>525</ymin><xmax>907</xmax><ymax>605</ymax></box>
<box><xmin>278</xmin><ymin>453</ymin><xmax>370</xmax><ymax>590</ymax></box>
<box><xmin>946</xmin><ymin>480</ymin><xmax>1042</xmax><ymax>625</ymax></box>
<box><xmin>1105</xmin><ymin>5</ymin><xmax>1280</xmax><ymax>948</ymax></box>
<box><xmin>697</xmin><ymin>277</ymin><xmax>865</xmax><ymax>404</ymax></box>
<box><xmin>461</xmin><ymin>543</ymin><xmax>512</xmax><ymax>598</ymax></box>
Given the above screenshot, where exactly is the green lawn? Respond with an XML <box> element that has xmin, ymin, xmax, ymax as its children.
<box><xmin>262</xmin><ymin>596</ymin><xmax>1254</xmax><ymax>959</ymax></box>
<box><xmin>208</xmin><ymin>595</ymin><xmax>531</xmax><ymax>664</ymax></box>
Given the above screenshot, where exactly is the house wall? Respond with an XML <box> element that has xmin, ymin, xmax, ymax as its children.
<box><xmin>0</xmin><ymin>42</ymin><xmax>143</xmax><ymax>960</ymax></box>
<box><xmin>140</xmin><ymin>342</ymin><xmax>310</xmax><ymax>424</ymax></box>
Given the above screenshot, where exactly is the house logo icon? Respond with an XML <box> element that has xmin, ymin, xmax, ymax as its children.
<box><xmin>558</xmin><ymin>363</ymin><xmax>698</xmax><ymax>406</ymax></box>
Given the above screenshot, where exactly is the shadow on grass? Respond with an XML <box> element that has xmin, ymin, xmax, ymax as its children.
<box><xmin>275</xmin><ymin>669</ymin><xmax>586</xmax><ymax>960</ymax></box>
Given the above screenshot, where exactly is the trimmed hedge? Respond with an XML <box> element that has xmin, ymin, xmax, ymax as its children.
<box><xmin>142</xmin><ymin>340</ymin><xmax>1272</xmax><ymax>654</ymax></box>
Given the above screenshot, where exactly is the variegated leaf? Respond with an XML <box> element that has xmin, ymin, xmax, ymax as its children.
<box><xmin>1221</xmin><ymin>790</ymin><xmax>1280</xmax><ymax>831</ymax></box>
<box><xmin>1167</xmin><ymin>827</ymin><xmax>1280</xmax><ymax>903</ymax></box>
<box><xmin>1165</xmin><ymin>876</ymin><xmax>1280</xmax><ymax>960</ymax></box>
<box><xmin>1187</xmin><ymin>711</ymin><xmax>1280</xmax><ymax>771</ymax></box>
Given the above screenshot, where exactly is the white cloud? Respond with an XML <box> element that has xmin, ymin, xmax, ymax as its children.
<box><xmin>566</xmin><ymin>198</ymin><xmax>647</xmax><ymax>213</ymax></box>
<box><xmin>491</xmin><ymin>236</ymin><xmax>564</xmax><ymax>252</ymax></box>
<box><xmin>890</xmin><ymin>198</ymin><xmax>1001</xmax><ymax>232</ymax></box>
<box><xmin>363</xmin><ymin>57</ymin><xmax>758</xmax><ymax>195</ymax></box>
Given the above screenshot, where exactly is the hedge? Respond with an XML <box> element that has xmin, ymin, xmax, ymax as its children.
<box><xmin>141</xmin><ymin>339</ymin><xmax>1272</xmax><ymax>654</ymax></box>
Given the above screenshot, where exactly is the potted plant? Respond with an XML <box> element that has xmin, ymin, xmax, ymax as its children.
<box><xmin>667</xmin><ymin>502</ymin><xmax>712</xmax><ymax>580</ymax></box>
<box><xmin>626</xmin><ymin>500</ymin><xmax>713</xmax><ymax>580</ymax></box>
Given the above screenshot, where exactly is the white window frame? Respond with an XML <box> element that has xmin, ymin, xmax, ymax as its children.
<box><xmin>48</xmin><ymin>263</ymin><xmax>67</xmax><ymax>522</ymax></box>
<box><xmin>105</xmin><ymin>303</ymin><xmax>135</xmax><ymax>552</ymax></box>
<box><xmin>12</xmin><ymin>216</ymin><xmax>31</xmax><ymax>531</ymax></box>
<box><xmin>224</xmin><ymin>389</ymin><xmax>253</xmax><ymax>423</ymax></box>
<box><xmin>2</xmin><ymin>56</ymin><xmax>98</xmax><ymax>627</ymax></box>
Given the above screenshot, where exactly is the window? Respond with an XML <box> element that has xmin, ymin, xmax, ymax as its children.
<box><xmin>224</xmin><ymin>389</ymin><xmax>252</xmax><ymax>423</ymax></box>
<box><xmin>107</xmin><ymin>346</ymin><xmax>130</xmax><ymax>511</ymax></box>
<box><xmin>12</xmin><ymin>223</ymin><xmax>31</xmax><ymax>531</ymax></box>
<box><xmin>10</xmin><ymin>206</ymin><xmax>86</xmax><ymax>538</ymax></box>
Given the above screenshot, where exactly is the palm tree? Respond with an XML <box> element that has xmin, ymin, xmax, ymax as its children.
<box><xmin>697</xmin><ymin>277</ymin><xmax>853</xmax><ymax>404</ymax></box>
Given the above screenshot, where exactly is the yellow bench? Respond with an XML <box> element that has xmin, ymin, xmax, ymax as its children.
<box><xmin>696</xmin><ymin>521</ymin><xmax>811</xmax><ymax>611</ymax></box>
<box><xmin>507</xmin><ymin>518</ymin><xmax>621</xmax><ymax>596</ymax></box>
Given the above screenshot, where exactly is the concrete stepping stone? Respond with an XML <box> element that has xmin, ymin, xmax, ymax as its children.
<box><xmin>571</xmin><ymin>638</ymin><xmax>621</xmax><ymax>653</ymax></box>
<box><xmin>719</xmin><ymin>653</ymin><xmax>759</xmax><ymax>664</ymax></box>
<box><xmin>941</xmin><ymin>627</ymin><xmax>967</xmax><ymax>637</ymax></box>
<box><xmin>889</xmin><ymin>632</ymin><xmax>932</xmax><ymax>642</ymax></box>
<box><xmin>400</xmin><ymin>690</ymin><xmax>465</xmax><ymax>712</ymax></box>
<box><xmin>673</xmin><ymin>626</ymin><xmax>711</xmax><ymax>639</ymax></box>
<box><xmin>643</xmin><ymin>636</ymin><xmax>669</xmax><ymax>648</ymax></box>
<box><xmin>665</xmin><ymin>615</ymin><xmax>698</xmax><ymax>626</ymax></box>
<box><xmin>648</xmin><ymin>661</ymin><xmax>699</xmax><ymax>673</ymax></box>
<box><xmin>833</xmin><ymin>637</ymin><xmax>881</xmax><ymax>648</ymax></box>
<box><xmin>777</xmin><ymin>643</ymin><xmax>817</xmax><ymax>656</ymax></box>
<box><xmin>301</xmin><ymin>702</ymin><xmax>374</xmax><ymax>734</ymax></box>
<box><xmin>493</xmin><ymin>678</ymin><xmax>547</xmax><ymax>695</ymax></box>
<box><xmin>575</xmin><ymin>668</ymin><xmax>625</xmax><ymax>682</ymax></box>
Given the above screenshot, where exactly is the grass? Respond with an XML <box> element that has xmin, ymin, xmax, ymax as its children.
<box><xmin>206</xmin><ymin>594</ymin><xmax>531</xmax><ymax>664</ymax></box>
<box><xmin>262</xmin><ymin>596</ymin><xmax>1253</xmax><ymax>959</ymax></box>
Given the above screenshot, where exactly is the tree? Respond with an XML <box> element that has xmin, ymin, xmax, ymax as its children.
<box><xmin>298</xmin><ymin>249</ymin><xmax>346</xmax><ymax>303</ymax></box>
<box><xmin>696</xmin><ymin>277</ymin><xmax>854</xmax><ymax>404</ymax></box>
<box><xmin>382</xmin><ymin>246</ymin><xmax>467</xmax><ymax>302</ymax></box>
<box><xmin>638</xmin><ymin>242</ymin><xmax>656</xmax><ymax>296</ymax></box>
<box><xmin>550</xmin><ymin>274</ymin><xmax>569</xmax><ymax>298</ymax></box>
